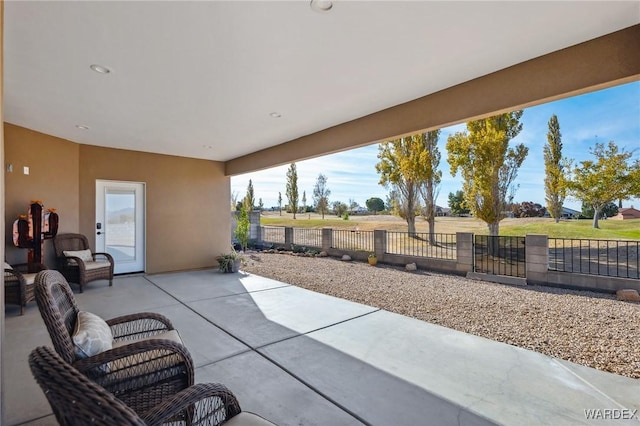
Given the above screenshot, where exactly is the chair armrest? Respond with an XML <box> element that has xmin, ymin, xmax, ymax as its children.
<box><xmin>74</xmin><ymin>339</ymin><xmax>195</xmax><ymax>416</ymax></box>
<box><xmin>93</xmin><ymin>252</ymin><xmax>115</xmax><ymax>264</ymax></box>
<box><xmin>107</xmin><ymin>312</ymin><xmax>175</xmax><ymax>341</ymax></box>
<box><xmin>61</xmin><ymin>255</ymin><xmax>86</xmax><ymax>271</ymax></box>
<box><xmin>11</xmin><ymin>262</ymin><xmax>48</xmax><ymax>273</ymax></box>
<box><xmin>142</xmin><ymin>383</ymin><xmax>242</xmax><ymax>426</ymax></box>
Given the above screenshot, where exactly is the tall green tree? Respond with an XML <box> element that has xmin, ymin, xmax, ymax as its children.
<box><xmin>301</xmin><ymin>191</ymin><xmax>307</xmax><ymax>213</ymax></box>
<box><xmin>376</xmin><ymin>132</ymin><xmax>440</xmax><ymax>236</ymax></box>
<box><xmin>258</xmin><ymin>198</ymin><xmax>264</xmax><ymax>212</ymax></box>
<box><xmin>543</xmin><ymin>114</ymin><xmax>571</xmax><ymax>223</ymax></box>
<box><xmin>365</xmin><ymin>197</ymin><xmax>385</xmax><ymax>214</ymax></box>
<box><xmin>313</xmin><ymin>173</ymin><xmax>331</xmax><ymax>219</ymax></box>
<box><xmin>446</xmin><ymin>111</ymin><xmax>528</xmax><ymax>236</ymax></box>
<box><xmin>286</xmin><ymin>163</ymin><xmax>299</xmax><ymax>219</ymax></box>
<box><xmin>419</xmin><ymin>130</ymin><xmax>442</xmax><ymax>244</ymax></box>
<box><xmin>447</xmin><ymin>190</ymin><xmax>469</xmax><ymax>216</ymax></box>
<box><xmin>277</xmin><ymin>192</ymin><xmax>282</xmax><ymax>216</ymax></box>
<box><xmin>243</xmin><ymin>179</ymin><xmax>255</xmax><ymax>212</ymax></box>
<box><xmin>568</xmin><ymin>141</ymin><xmax>639</xmax><ymax>229</ymax></box>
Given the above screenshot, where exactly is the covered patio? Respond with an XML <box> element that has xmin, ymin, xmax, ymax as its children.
<box><xmin>5</xmin><ymin>271</ymin><xmax>638</xmax><ymax>426</ymax></box>
<box><xmin>2</xmin><ymin>2</ymin><xmax>640</xmax><ymax>424</ymax></box>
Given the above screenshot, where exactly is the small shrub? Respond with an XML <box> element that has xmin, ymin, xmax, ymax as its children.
<box><xmin>342</xmin><ymin>212</ymin><xmax>349</xmax><ymax>220</ymax></box>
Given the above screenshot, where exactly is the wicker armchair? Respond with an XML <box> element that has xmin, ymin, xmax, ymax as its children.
<box><xmin>34</xmin><ymin>270</ymin><xmax>195</xmax><ymax>418</ymax></box>
<box><xmin>4</xmin><ymin>262</ymin><xmax>48</xmax><ymax>315</ymax></box>
<box><xmin>30</xmin><ymin>346</ymin><xmax>274</xmax><ymax>426</ymax></box>
<box><xmin>53</xmin><ymin>233</ymin><xmax>114</xmax><ymax>292</ymax></box>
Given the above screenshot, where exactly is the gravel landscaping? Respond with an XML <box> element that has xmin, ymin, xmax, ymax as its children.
<box><xmin>242</xmin><ymin>252</ymin><xmax>640</xmax><ymax>379</ymax></box>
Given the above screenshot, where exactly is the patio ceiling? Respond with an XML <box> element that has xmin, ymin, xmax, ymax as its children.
<box><xmin>3</xmin><ymin>1</ymin><xmax>639</xmax><ymax>168</ymax></box>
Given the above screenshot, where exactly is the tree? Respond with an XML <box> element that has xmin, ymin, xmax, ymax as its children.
<box><xmin>516</xmin><ymin>201</ymin><xmax>546</xmax><ymax>218</ymax></box>
<box><xmin>234</xmin><ymin>205</ymin><xmax>250</xmax><ymax>251</ymax></box>
<box><xmin>568</xmin><ymin>141</ymin><xmax>639</xmax><ymax>228</ymax></box>
<box><xmin>313</xmin><ymin>174</ymin><xmax>331</xmax><ymax>219</ymax></box>
<box><xmin>300</xmin><ymin>191</ymin><xmax>307</xmax><ymax>213</ymax></box>
<box><xmin>446</xmin><ymin>111</ymin><xmax>528</xmax><ymax>236</ymax></box>
<box><xmin>230</xmin><ymin>191</ymin><xmax>239</xmax><ymax>211</ymax></box>
<box><xmin>332</xmin><ymin>201</ymin><xmax>348</xmax><ymax>217</ymax></box>
<box><xmin>365</xmin><ymin>197</ymin><xmax>385</xmax><ymax>214</ymax></box>
<box><xmin>277</xmin><ymin>192</ymin><xmax>282</xmax><ymax>216</ymax></box>
<box><xmin>418</xmin><ymin>130</ymin><xmax>442</xmax><ymax>244</ymax></box>
<box><xmin>376</xmin><ymin>132</ymin><xmax>440</xmax><ymax>236</ymax></box>
<box><xmin>286</xmin><ymin>163</ymin><xmax>299</xmax><ymax>219</ymax></box>
<box><xmin>243</xmin><ymin>179</ymin><xmax>255</xmax><ymax>212</ymax></box>
<box><xmin>543</xmin><ymin>114</ymin><xmax>571</xmax><ymax>223</ymax></box>
<box><xmin>448</xmin><ymin>190</ymin><xmax>469</xmax><ymax>216</ymax></box>
<box><xmin>258</xmin><ymin>198</ymin><xmax>264</xmax><ymax>212</ymax></box>
<box><xmin>581</xmin><ymin>202</ymin><xmax>618</xmax><ymax>219</ymax></box>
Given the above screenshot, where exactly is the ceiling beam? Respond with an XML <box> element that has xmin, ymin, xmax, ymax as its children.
<box><xmin>225</xmin><ymin>24</ymin><xmax>640</xmax><ymax>176</ymax></box>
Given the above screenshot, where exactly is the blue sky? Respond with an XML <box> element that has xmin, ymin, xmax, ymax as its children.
<box><xmin>232</xmin><ymin>81</ymin><xmax>640</xmax><ymax>212</ymax></box>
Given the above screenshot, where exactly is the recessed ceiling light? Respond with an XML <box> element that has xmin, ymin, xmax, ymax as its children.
<box><xmin>270</xmin><ymin>112</ymin><xmax>282</xmax><ymax>118</ymax></box>
<box><xmin>310</xmin><ymin>0</ymin><xmax>333</xmax><ymax>12</ymax></box>
<box><xmin>90</xmin><ymin>64</ymin><xmax>111</xmax><ymax>74</ymax></box>
<box><xmin>75</xmin><ymin>125</ymin><xmax>90</xmax><ymax>130</ymax></box>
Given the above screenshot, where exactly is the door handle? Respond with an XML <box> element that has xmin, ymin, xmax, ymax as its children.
<box><xmin>97</xmin><ymin>231</ymin><xmax>104</xmax><ymax>235</ymax></box>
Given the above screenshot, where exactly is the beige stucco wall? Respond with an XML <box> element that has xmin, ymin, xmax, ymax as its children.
<box><xmin>3</xmin><ymin>124</ymin><xmax>229</xmax><ymax>274</ymax></box>
<box><xmin>79</xmin><ymin>144</ymin><xmax>229</xmax><ymax>274</ymax></box>
<box><xmin>3</xmin><ymin>124</ymin><xmax>80</xmax><ymax>266</ymax></box>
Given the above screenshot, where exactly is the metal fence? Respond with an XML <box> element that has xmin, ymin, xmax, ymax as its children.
<box><xmin>293</xmin><ymin>228</ymin><xmax>323</xmax><ymax>248</ymax></box>
<box><xmin>385</xmin><ymin>232</ymin><xmax>456</xmax><ymax>259</ymax></box>
<box><xmin>474</xmin><ymin>235</ymin><xmax>526</xmax><ymax>278</ymax></box>
<box><xmin>549</xmin><ymin>238</ymin><xmax>639</xmax><ymax>279</ymax></box>
<box><xmin>261</xmin><ymin>226</ymin><xmax>285</xmax><ymax>245</ymax></box>
<box><xmin>331</xmin><ymin>229</ymin><xmax>374</xmax><ymax>252</ymax></box>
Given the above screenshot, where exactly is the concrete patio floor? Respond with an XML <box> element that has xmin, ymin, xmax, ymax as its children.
<box><xmin>3</xmin><ymin>269</ymin><xmax>639</xmax><ymax>425</ymax></box>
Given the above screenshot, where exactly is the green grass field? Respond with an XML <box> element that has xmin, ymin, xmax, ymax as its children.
<box><xmin>260</xmin><ymin>212</ymin><xmax>640</xmax><ymax>240</ymax></box>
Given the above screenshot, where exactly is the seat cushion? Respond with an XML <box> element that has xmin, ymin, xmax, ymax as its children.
<box><xmin>21</xmin><ymin>273</ymin><xmax>38</xmax><ymax>285</ymax></box>
<box><xmin>73</xmin><ymin>311</ymin><xmax>114</xmax><ymax>358</ymax></box>
<box><xmin>225</xmin><ymin>412</ymin><xmax>277</xmax><ymax>426</ymax></box>
<box><xmin>83</xmin><ymin>261</ymin><xmax>111</xmax><ymax>271</ymax></box>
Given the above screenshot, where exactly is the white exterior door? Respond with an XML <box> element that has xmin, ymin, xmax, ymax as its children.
<box><xmin>96</xmin><ymin>180</ymin><xmax>145</xmax><ymax>274</ymax></box>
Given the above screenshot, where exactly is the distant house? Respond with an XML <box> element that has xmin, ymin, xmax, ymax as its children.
<box><xmin>611</xmin><ymin>207</ymin><xmax>640</xmax><ymax>220</ymax></box>
<box><xmin>543</xmin><ymin>206</ymin><xmax>580</xmax><ymax>219</ymax></box>
<box><xmin>436</xmin><ymin>206</ymin><xmax>451</xmax><ymax>217</ymax></box>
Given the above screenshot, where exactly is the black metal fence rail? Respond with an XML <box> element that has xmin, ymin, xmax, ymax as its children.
<box><xmin>385</xmin><ymin>232</ymin><xmax>456</xmax><ymax>259</ymax></box>
<box><xmin>474</xmin><ymin>235</ymin><xmax>526</xmax><ymax>278</ymax></box>
<box><xmin>261</xmin><ymin>226</ymin><xmax>285</xmax><ymax>245</ymax></box>
<box><xmin>549</xmin><ymin>238</ymin><xmax>639</xmax><ymax>279</ymax></box>
<box><xmin>331</xmin><ymin>229</ymin><xmax>374</xmax><ymax>252</ymax></box>
<box><xmin>293</xmin><ymin>228</ymin><xmax>323</xmax><ymax>248</ymax></box>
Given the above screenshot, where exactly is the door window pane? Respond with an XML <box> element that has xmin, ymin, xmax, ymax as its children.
<box><xmin>105</xmin><ymin>190</ymin><xmax>135</xmax><ymax>262</ymax></box>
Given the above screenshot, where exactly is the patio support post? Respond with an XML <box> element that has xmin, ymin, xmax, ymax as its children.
<box><xmin>525</xmin><ymin>234</ymin><xmax>549</xmax><ymax>285</ymax></box>
<box><xmin>374</xmin><ymin>229</ymin><xmax>386</xmax><ymax>260</ymax></box>
<box><xmin>322</xmin><ymin>228</ymin><xmax>332</xmax><ymax>252</ymax></box>
<box><xmin>285</xmin><ymin>227</ymin><xmax>294</xmax><ymax>248</ymax></box>
<box><xmin>455</xmin><ymin>232</ymin><xmax>474</xmax><ymax>274</ymax></box>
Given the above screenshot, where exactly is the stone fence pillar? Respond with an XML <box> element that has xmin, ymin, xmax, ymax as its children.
<box><xmin>374</xmin><ymin>230</ymin><xmax>386</xmax><ymax>259</ymax></box>
<box><xmin>525</xmin><ymin>234</ymin><xmax>548</xmax><ymax>285</ymax></box>
<box><xmin>322</xmin><ymin>228</ymin><xmax>333</xmax><ymax>252</ymax></box>
<box><xmin>456</xmin><ymin>232</ymin><xmax>474</xmax><ymax>274</ymax></box>
<box><xmin>284</xmin><ymin>227</ymin><xmax>294</xmax><ymax>247</ymax></box>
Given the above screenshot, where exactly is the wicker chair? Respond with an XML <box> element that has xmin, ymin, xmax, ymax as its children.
<box><xmin>53</xmin><ymin>233</ymin><xmax>114</xmax><ymax>292</ymax></box>
<box><xmin>34</xmin><ymin>270</ymin><xmax>196</xmax><ymax>418</ymax></box>
<box><xmin>30</xmin><ymin>346</ymin><xmax>275</xmax><ymax>426</ymax></box>
<box><xmin>4</xmin><ymin>262</ymin><xmax>48</xmax><ymax>315</ymax></box>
